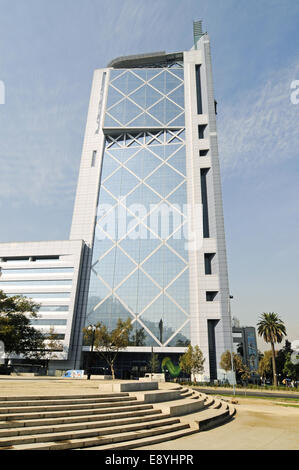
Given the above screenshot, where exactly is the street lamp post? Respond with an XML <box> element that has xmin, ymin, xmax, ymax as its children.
<box><xmin>228</xmin><ymin>295</ymin><xmax>236</xmax><ymax>396</ymax></box>
<box><xmin>87</xmin><ymin>325</ymin><xmax>97</xmax><ymax>380</ymax></box>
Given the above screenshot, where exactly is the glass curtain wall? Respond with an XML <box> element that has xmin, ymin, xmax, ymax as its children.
<box><xmin>85</xmin><ymin>66</ymin><xmax>191</xmax><ymax>348</ymax></box>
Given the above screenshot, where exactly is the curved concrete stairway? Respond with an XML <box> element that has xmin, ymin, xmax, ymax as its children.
<box><xmin>0</xmin><ymin>385</ymin><xmax>236</xmax><ymax>450</ymax></box>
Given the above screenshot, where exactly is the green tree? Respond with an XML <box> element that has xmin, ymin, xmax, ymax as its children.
<box><xmin>283</xmin><ymin>352</ymin><xmax>298</xmax><ymax>381</ymax></box>
<box><xmin>258</xmin><ymin>350</ymin><xmax>273</xmax><ymax>384</ymax></box>
<box><xmin>276</xmin><ymin>340</ymin><xmax>292</xmax><ymax>379</ymax></box>
<box><xmin>179</xmin><ymin>345</ymin><xmax>205</xmax><ymax>382</ymax></box>
<box><xmin>234</xmin><ymin>354</ymin><xmax>246</xmax><ymax>382</ymax></box>
<box><xmin>258</xmin><ymin>350</ymin><xmax>264</xmax><ymax>362</ymax></box>
<box><xmin>0</xmin><ymin>291</ymin><xmax>45</xmax><ymax>363</ymax></box>
<box><xmin>257</xmin><ymin>312</ymin><xmax>286</xmax><ymax>387</ymax></box>
<box><xmin>240</xmin><ymin>364</ymin><xmax>251</xmax><ymax>384</ymax></box>
<box><xmin>43</xmin><ymin>326</ymin><xmax>64</xmax><ymax>374</ymax></box>
<box><xmin>46</xmin><ymin>326</ymin><xmax>64</xmax><ymax>353</ymax></box>
<box><xmin>219</xmin><ymin>350</ymin><xmax>233</xmax><ymax>374</ymax></box>
<box><xmin>219</xmin><ymin>350</ymin><xmax>247</xmax><ymax>382</ymax></box>
<box><xmin>83</xmin><ymin>318</ymin><xmax>132</xmax><ymax>380</ymax></box>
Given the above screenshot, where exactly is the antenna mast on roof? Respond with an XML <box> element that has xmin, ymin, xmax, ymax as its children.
<box><xmin>193</xmin><ymin>20</ymin><xmax>205</xmax><ymax>49</ymax></box>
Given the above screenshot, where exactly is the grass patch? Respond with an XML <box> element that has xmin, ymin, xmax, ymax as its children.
<box><xmin>274</xmin><ymin>403</ymin><xmax>299</xmax><ymax>409</ymax></box>
<box><xmin>212</xmin><ymin>393</ymin><xmax>299</xmax><ymax>404</ymax></box>
<box><xmin>192</xmin><ymin>383</ymin><xmax>299</xmax><ymax>393</ymax></box>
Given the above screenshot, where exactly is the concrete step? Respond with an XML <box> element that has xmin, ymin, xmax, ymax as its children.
<box><xmin>229</xmin><ymin>404</ymin><xmax>237</xmax><ymax>417</ymax></box>
<box><xmin>189</xmin><ymin>391</ymin><xmax>206</xmax><ymax>400</ymax></box>
<box><xmin>0</xmin><ymin>415</ymin><xmax>181</xmax><ymax>448</ymax></box>
<box><xmin>0</xmin><ymin>395</ymin><xmax>130</xmax><ymax>408</ymax></box>
<box><xmin>153</xmin><ymin>396</ymin><xmax>206</xmax><ymax>417</ymax></box>
<box><xmin>83</xmin><ymin>425</ymin><xmax>199</xmax><ymax>450</ymax></box>
<box><xmin>0</xmin><ymin>408</ymin><xmax>162</xmax><ymax>430</ymax></box>
<box><xmin>203</xmin><ymin>396</ymin><xmax>215</xmax><ymax>407</ymax></box>
<box><xmin>100</xmin><ymin>381</ymin><xmax>158</xmax><ymax>392</ymax></box>
<box><xmin>131</xmin><ymin>388</ymin><xmax>192</xmax><ymax>404</ymax></box>
<box><xmin>0</xmin><ymin>411</ymin><xmax>171</xmax><ymax>438</ymax></box>
<box><xmin>210</xmin><ymin>399</ymin><xmax>222</xmax><ymax>409</ymax></box>
<box><xmin>180</xmin><ymin>389</ymin><xmax>194</xmax><ymax>398</ymax></box>
<box><xmin>0</xmin><ymin>403</ymin><xmax>154</xmax><ymax>422</ymax></box>
<box><xmin>0</xmin><ymin>421</ymin><xmax>190</xmax><ymax>450</ymax></box>
<box><xmin>0</xmin><ymin>393</ymin><xmax>128</xmax><ymax>402</ymax></box>
<box><xmin>0</xmin><ymin>384</ymin><xmax>236</xmax><ymax>451</ymax></box>
<box><xmin>193</xmin><ymin>401</ymin><xmax>236</xmax><ymax>431</ymax></box>
<box><xmin>0</xmin><ymin>396</ymin><xmax>136</xmax><ymax>415</ymax></box>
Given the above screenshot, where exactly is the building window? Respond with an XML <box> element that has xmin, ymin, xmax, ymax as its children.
<box><xmin>0</xmin><ymin>267</ymin><xmax>74</xmax><ymax>275</ymax></box>
<box><xmin>44</xmin><ymin>333</ymin><xmax>65</xmax><ymax>340</ymax></box>
<box><xmin>5</xmin><ymin>292</ymin><xmax>70</xmax><ymax>299</ymax></box>
<box><xmin>91</xmin><ymin>150</ymin><xmax>97</xmax><ymax>167</ymax></box>
<box><xmin>204</xmin><ymin>253</ymin><xmax>215</xmax><ymax>275</ymax></box>
<box><xmin>208</xmin><ymin>319</ymin><xmax>219</xmax><ymax>380</ymax></box>
<box><xmin>200</xmin><ymin>168</ymin><xmax>210</xmax><ymax>238</ymax></box>
<box><xmin>199</xmin><ymin>149</ymin><xmax>209</xmax><ymax>157</ymax></box>
<box><xmin>38</xmin><ymin>306</ymin><xmax>69</xmax><ymax>312</ymax></box>
<box><xmin>0</xmin><ymin>280</ymin><xmax>72</xmax><ymax>286</ymax></box>
<box><xmin>206</xmin><ymin>291</ymin><xmax>218</xmax><ymax>301</ymax></box>
<box><xmin>30</xmin><ymin>319</ymin><xmax>67</xmax><ymax>325</ymax></box>
<box><xmin>198</xmin><ymin>125</ymin><xmax>206</xmax><ymax>139</ymax></box>
<box><xmin>195</xmin><ymin>65</ymin><xmax>203</xmax><ymax>114</ymax></box>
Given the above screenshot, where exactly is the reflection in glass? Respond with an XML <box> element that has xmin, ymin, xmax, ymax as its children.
<box><xmin>140</xmin><ymin>294</ymin><xmax>188</xmax><ymax>344</ymax></box>
<box><xmin>167</xmin><ymin>322</ymin><xmax>191</xmax><ymax>347</ymax></box>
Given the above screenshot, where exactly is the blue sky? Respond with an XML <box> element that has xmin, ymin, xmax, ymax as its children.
<box><xmin>0</xmin><ymin>0</ymin><xmax>298</xmax><ymax>351</ymax></box>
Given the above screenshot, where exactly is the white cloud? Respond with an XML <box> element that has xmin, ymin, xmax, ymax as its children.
<box><xmin>217</xmin><ymin>58</ymin><xmax>299</xmax><ymax>174</ymax></box>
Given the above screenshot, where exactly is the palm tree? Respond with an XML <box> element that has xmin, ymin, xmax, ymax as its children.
<box><xmin>257</xmin><ymin>312</ymin><xmax>286</xmax><ymax>387</ymax></box>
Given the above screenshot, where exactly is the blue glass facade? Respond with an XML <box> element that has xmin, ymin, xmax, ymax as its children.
<box><xmin>85</xmin><ymin>66</ymin><xmax>191</xmax><ymax>348</ymax></box>
<box><xmin>105</xmin><ymin>68</ymin><xmax>185</xmax><ymax>128</ymax></box>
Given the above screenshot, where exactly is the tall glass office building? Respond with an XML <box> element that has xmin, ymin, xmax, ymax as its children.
<box><xmin>69</xmin><ymin>23</ymin><xmax>232</xmax><ymax>380</ymax></box>
<box><xmin>0</xmin><ymin>23</ymin><xmax>233</xmax><ymax>380</ymax></box>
